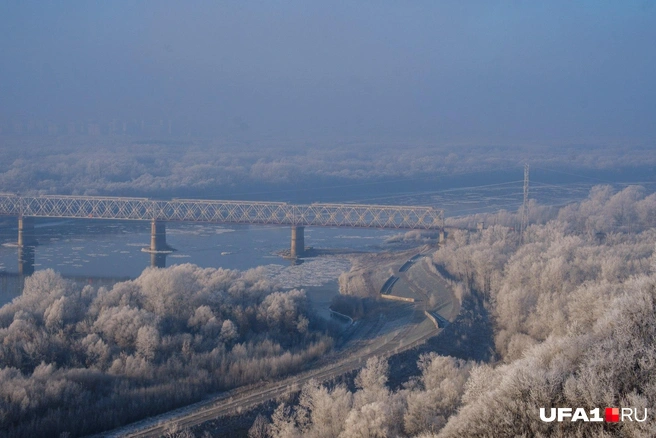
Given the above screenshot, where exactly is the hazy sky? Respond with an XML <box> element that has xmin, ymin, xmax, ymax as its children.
<box><xmin>1</xmin><ymin>1</ymin><xmax>655</xmax><ymax>144</ymax></box>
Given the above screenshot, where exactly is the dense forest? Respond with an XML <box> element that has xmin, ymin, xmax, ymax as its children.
<box><xmin>0</xmin><ymin>265</ymin><xmax>334</xmax><ymax>437</ymax></box>
<box><xmin>260</xmin><ymin>185</ymin><xmax>656</xmax><ymax>438</ymax></box>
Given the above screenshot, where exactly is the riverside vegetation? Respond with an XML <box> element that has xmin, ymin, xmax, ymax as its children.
<box><xmin>0</xmin><ymin>265</ymin><xmax>334</xmax><ymax>437</ymax></box>
<box><xmin>262</xmin><ymin>185</ymin><xmax>656</xmax><ymax>438</ymax></box>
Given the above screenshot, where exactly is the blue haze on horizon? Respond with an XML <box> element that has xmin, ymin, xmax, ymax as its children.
<box><xmin>1</xmin><ymin>1</ymin><xmax>655</xmax><ymax>145</ymax></box>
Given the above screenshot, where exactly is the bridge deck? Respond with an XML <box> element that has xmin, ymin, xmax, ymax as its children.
<box><xmin>0</xmin><ymin>195</ymin><xmax>443</xmax><ymax>230</ymax></box>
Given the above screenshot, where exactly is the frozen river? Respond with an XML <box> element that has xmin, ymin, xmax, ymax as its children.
<box><xmin>0</xmin><ymin>220</ymin><xmax>399</xmax><ymax>305</ymax></box>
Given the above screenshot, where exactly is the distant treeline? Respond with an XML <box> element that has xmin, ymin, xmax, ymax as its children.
<box><xmin>0</xmin><ymin>138</ymin><xmax>654</xmax><ymax>198</ymax></box>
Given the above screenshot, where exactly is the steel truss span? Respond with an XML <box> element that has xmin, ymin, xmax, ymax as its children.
<box><xmin>0</xmin><ymin>195</ymin><xmax>443</xmax><ymax>230</ymax></box>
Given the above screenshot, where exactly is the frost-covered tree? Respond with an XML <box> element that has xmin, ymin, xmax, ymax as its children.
<box><xmin>0</xmin><ymin>264</ymin><xmax>332</xmax><ymax>437</ymax></box>
<box><xmin>267</xmin><ymin>186</ymin><xmax>656</xmax><ymax>438</ymax></box>
<box><xmin>248</xmin><ymin>414</ymin><xmax>270</xmax><ymax>438</ymax></box>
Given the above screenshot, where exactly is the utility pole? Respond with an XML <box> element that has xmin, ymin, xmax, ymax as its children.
<box><xmin>520</xmin><ymin>163</ymin><xmax>529</xmax><ymax>240</ymax></box>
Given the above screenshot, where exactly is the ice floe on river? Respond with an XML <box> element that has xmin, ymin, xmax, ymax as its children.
<box><xmin>261</xmin><ymin>256</ymin><xmax>351</xmax><ymax>289</ymax></box>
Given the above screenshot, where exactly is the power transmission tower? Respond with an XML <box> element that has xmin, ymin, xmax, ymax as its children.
<box><xmin>520</xmin><ymin>163</ymin><xmax>529</xmax><ymax>240</ymax></box>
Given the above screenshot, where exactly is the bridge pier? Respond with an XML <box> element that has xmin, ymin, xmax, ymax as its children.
<box><xmin>290</xmin><ymin>226</ymin><xmax>305</xmax><ymax>258</ymax></box>
<box><xmin>17</xmin><ymin>217</ymin><xmax>36</xmax><ymax>276</ymax></box>
<box><xmin>18</xmin><ymin>245</ymin><xmax>35</xmax><ymax>276</ymax></box>
<box><xmin>150</xmin><ymin>252</ymin><xmax>167</xmax><ymax>269</ymax></box>
<box><xmin>18</xmin><ymin>216</ymin><xmax>37</xmax><ymax>247</ymax></box>
<box><xmin>150</xmin><ymin>220</ymin><xmax>172</xmax><ymax>252</ymax></box>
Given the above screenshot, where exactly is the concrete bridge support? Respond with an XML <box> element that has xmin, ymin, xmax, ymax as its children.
<box><xmin>150</xmin><ymin>220</ymin><xmax>171</xmax><ymax>252</ymax></box>
<box><xmin>18</xmin><ymin>216</ymin><xmax>37</xmax><ymax>247</ymax></box>
<box><xmin>291</xmin><ymin>226</ymin><xmax>305</xmax><ymax>258</ymax></box>
<box><xmin>150</xmin><ymin>252</ymin><xmax>167</xmax><ymax>269</ymax></box>
<box><xmin>17</xmin><ymin>217</ymin><xmax>36</xmax><ymax>276</ymax></box>
<box><xmin>18</xmin><ymin>245</ymin><xmax>35</xmax><ymax>276</ymax></box>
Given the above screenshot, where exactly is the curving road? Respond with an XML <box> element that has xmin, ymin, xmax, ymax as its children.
<box><xmin>109</xmin><ymin>320</ymin><xmax>437</xmax><ymax>437</ymax></box>
<box><xmin>101</xmin><ymin>252</ymin><xmax>452</xmax><ymax>438</ymax></box>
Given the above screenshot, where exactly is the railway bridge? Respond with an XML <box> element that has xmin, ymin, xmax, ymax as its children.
<box><xmin>0</xmin><ymin>194</ymin><xmax>444</xmax><ymax>273</ymax></box>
